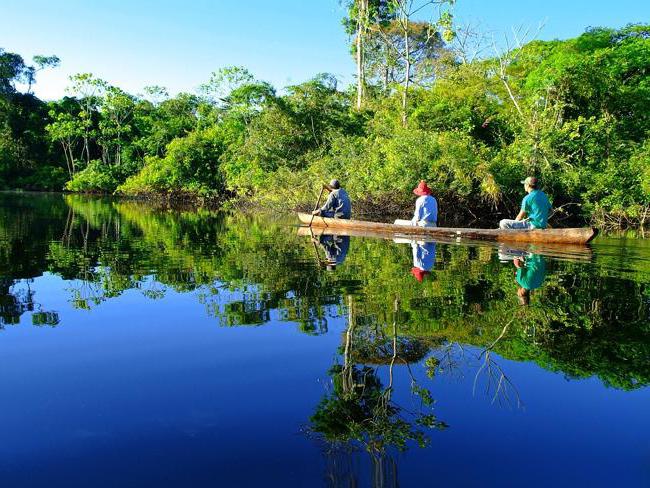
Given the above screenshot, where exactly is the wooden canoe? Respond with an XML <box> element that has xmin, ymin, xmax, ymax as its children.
<box><xmin>297</xmin><ymin>213</ymin><xmax>598</xmax><ymax>245</ymax></box>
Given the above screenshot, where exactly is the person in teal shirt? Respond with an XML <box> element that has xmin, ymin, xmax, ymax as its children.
<box><xmin>499</xmin><ymin>177</ymin><xmax>551</xmax><ymax>230</ymax></box>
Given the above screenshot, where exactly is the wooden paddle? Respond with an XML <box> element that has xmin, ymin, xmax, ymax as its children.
<box><xmin>308</xmin><ymin>227</ymin><xmax>325</xmax><ymax>268</ymax></box>
<box><xmin>308</xmin><ymin>185</ymin><xmax>326</xmax><ymax>227</ymax></box>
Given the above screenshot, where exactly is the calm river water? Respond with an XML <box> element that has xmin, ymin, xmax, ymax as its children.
<box><xmin>0</xmin><ymin>192</ymin><xmax>649</xmax><ymax>487</ymax></box>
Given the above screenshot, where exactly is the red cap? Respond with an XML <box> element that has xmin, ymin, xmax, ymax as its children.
<box><xmin>413</xmin><ymin>180</ymin><xmax>432</xmax><ymax>196</ymax></box>
<box><xmin>411</xmin><ymin>267</ymin><xmax>430</xmax><ymax>282</ymax></box>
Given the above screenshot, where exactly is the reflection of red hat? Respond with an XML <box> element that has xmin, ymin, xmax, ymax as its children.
<box><xmin>413</xmin><ymin>180</ymin><xmax>432</xmax><ymax>196</ymax></box>
<box><xmin>411</xmin><ymin>267</ymin><xmax>430</xmax><ymax>282</ymax></box>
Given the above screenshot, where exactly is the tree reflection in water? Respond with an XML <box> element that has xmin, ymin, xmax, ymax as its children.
<box><xmin>309</xmin><ymin>297</ymin><xmax>447</xmax><ymax>487</ymax></box>
<box><xmin>1</xmin><ymin>193</ymin><xmax>649</xmax><ymax>389</ymax></box>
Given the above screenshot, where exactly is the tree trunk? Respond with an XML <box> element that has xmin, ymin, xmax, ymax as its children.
<box><xmin>402</xmin><ymin>19</ymin><xmax>411</xmax><ymax>126</ymax></box>
<box><xmin>61</xmin><ymin>141</ymin><xmax>73</xmax><ymax>178</ymax></box>
<box><xmin>116</xmin><ymin>129</ymin><xmax>121</xmax><ymax>166</ymax></box>
<box><xmin>83</xmin><ymin>136</ymin><xmax>90</xmax><ymax>165</ymax></box>
<box><xmin>355</xmin><ymin>0</ymin><xmax>368</xmax><ymax>110</ymax></box>
<box><xmin>68</xmin><ymin>143</ymin><xmax>77</xmax><ymax>176</ymax></box>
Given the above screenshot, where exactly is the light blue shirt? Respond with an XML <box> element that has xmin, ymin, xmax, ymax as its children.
<box><xmin>412</xmin><ymin>241</ymin><xmax>437</xmax><ymax>271</ymax></box>
<box><xmin>412</xmin><ymin>195</ymin><xmax>438</xmax><ymax>226</ymax></box>
<box><xmin>320</xmin><ymin>188</ymin><xmax>352</xmax><ymax>219</ymax></box>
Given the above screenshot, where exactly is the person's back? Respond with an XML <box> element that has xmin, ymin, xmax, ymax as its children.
<box><xmin>315</xmin><ymin>179</ymin><xmax>352</xmax><ymax>219</ymax></box>
<box><xmin>331</xmin><ymin>188</ymin><xmax>352</xmax><ymax>219</ymax></box>
<box><xmin>414</xmin><ymin>194</ymin><xmax>438</xmax><ymax>226</ymax></box>
<box><xmin>395</xmin><ymin>181</ymin><xmax>438</xmax><ymax>228</ymax></box>
<box><xmin>499</xmin><ymin>177</ymin><xmax>551</xmax><ymax>230</ymax></box>
<box><xmin>522</xmin><ymin>189</ymin><xmax>551</xmax><ymax>229</ymax></box>
<box><xmin>411</xmin><ymin>181</ymin><xmax>438</xmax><ymax>227</ymax></box>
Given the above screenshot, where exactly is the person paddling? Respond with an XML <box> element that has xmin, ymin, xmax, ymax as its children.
<box><xmin>499</xmin><ymin>177</ymin><xmax>551</xmax><ymax>230</ymax></box>
<box><xmin>395</xmin><ymin>180</ymin><xmax>438</xmax><ymax>227</ymax></box>
<box><xmin>312</xmin><ymin>179</ymin><xmax>351</xmax><ymax>219</ymax></box>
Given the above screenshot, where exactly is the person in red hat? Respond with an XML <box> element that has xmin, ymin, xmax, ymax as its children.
<box><xmin>395</xmin><ymin>180</ymin><xmax>438</xmax><ymax>227</ymax></box>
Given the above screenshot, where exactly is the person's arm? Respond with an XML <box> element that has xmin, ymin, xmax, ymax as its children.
<box><xmin>412</xmin><ymin>198</ymin><xmax>422</xmax><ymax>224</ymax></box>
<box><xmin>516</xmin><ymin>195</ymin><xmax>529</xmax><ymax>221</ymax></box>
<box><xmin>321</xmin><ymin>192</ymin><xmax>337</xmax><ymax>213</ymax></box>
<box><xmin>431</xmin><ymin>197</ymin><xmax>438</xmax><ymax>224</ymax></box>
<box><xmin>313</xmin><ymin>191</ymin><xmax>335</xmax><ymax>215</ymax></box>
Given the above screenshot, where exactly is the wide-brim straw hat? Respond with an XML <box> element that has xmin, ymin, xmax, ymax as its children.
<box><xmin>413</xmin><ymin>180</ymin><xmax>432</xmax><ymax>196</ymax></box>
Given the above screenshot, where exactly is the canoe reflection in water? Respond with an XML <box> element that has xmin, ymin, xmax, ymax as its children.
<box><xmin>499</xmin><ymin>245</ymin><xmax>547</xmax><ymax>306</ymax></box>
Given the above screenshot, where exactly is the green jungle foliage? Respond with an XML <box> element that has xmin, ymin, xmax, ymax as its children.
<box><xmin>1</xmin><ymin>24</ymin><xmax>649</xmax><ymax>226</ymax></box>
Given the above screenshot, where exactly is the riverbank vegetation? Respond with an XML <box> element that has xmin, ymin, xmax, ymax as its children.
<box><xmin>1</xmin><ymin>16</ymin><xmax>648</xmax><ymax>227</ymax></box>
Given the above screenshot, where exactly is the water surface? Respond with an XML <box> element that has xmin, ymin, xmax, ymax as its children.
<box><xmin>0</xmin><ymin>193</ymin><xmax>649</xmax><ymax>487</ymax></box>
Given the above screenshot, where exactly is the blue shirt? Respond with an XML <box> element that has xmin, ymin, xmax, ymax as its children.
<box><xmin>412</xmin><ymin>241</ymin><xmax>437</xmax><ymax>271</ymax></box>
<box><xmin>319</xmin><ymin>235</ymin><xmax>350</xmax><ymax>265</ymax></box>
<box><xmin>412</xmin><ymin>195</ymin><xmax>438</xmax><ymax>225</ymax></box>
<box><xmin>522</xmin><ymin>190</ymin><xmax>551</xmax><ymax>229</ymax></box>
<box><xmin>320</xmin><ymin>188</ymin><xmax>351</xmax><ymax>219</ymax></box>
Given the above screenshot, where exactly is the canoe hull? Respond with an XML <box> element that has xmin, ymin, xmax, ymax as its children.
<box><xmin>297</xmin><ymin>213</ymin><xmax>597</xmax><ymax>245</ymax></box>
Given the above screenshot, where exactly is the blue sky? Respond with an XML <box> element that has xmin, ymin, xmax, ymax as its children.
<box><xmin>1</xmin><ymin>0</ymin><xmax>648</xmax><ymax>100</ymax></box>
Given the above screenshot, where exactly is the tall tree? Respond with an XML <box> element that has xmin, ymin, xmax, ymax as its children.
<box><xmin>0</xmin><ymin>48</ymin><xmax>27</xmax><ymax>95</ymax></box>
<box><xmin>45</xmin><ymin>109</ymin><xmax>83</xmax><ymax>178</ymax></box>
<box><xmin>99</xmin><ymin>86</ymin><xmax>135</xmax><ymax>167</ymax></box>
<box><xmin>355</xmin><ymin>0</ymin><xmax>369</xmax><ymax>110</ymax></box>
<box><xmin>343</xmin><ymin>0</ymin><xmax>395</xmax><ymax>109</ymax></box>
<box><xmin>387</xmin><ymin>0</ymin><xmax>455</xmax><ymax>125</ymax></box>
<box><xmin>25</xmin><ymin>55</ymin><xmax>60</xmax><ymax>94</ymax></box>
<box><xmin>66</xmin><ymin>73</ymin><xmax>107</xmax><ymax>165</ymax></box>
<box><xmin>365</xmin><ymin>19</ymin><xmax>446</xmax><ymax>91</ymax></box>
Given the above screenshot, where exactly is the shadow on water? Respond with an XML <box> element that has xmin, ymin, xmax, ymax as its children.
<box><xmin>1</xmin><ymin>192</ymin><xmax>649</xmax><ymax>486</ymax></box>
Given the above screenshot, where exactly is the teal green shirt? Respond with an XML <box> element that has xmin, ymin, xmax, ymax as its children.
<box><xmin>516</xmin><ymin>254</ymin><xmax>547</xmax><ymax>290</ymax></box>
<box><xmin>521</xmin><ymin>190</ymin><xmax>551</xmax><ymax>229</ymax></box>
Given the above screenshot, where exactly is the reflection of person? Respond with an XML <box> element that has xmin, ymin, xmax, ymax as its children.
<box><xmin>411</xmin><ymin>241</ymin><xmax>436</xmax><ymax>282</ymax></box>
<box><xmin>497</xmin><ymin>244</ymin><xmax>529</xmax><ymax>263</ymax></box>
<box><xmin>312</xmin><ymin>179</ymin><xmax>352</xmax><ymax>219</ymax></box>
<box><xmin>318</xmin><ymin>234</ymin><xmax>350</xmax><ymax>271</ymax></box>
<box><xmin>513</xmin><ymin>253</ymin><xmax>546</xmax><ymax>305</ymax></box>
<box><xmin>395</xmin><ymin>180</ymin><xmax>438</xmax><ymax>228</ymax></box>
<box><xmin>499</xmin><ymin>176</ymin><xmax>551</xmax><ymax>230</ymax></box>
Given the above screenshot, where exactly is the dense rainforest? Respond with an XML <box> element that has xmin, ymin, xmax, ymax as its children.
<box><xmin>0</xmin><ymin>16</ymin><xmax>648</xmax><ymax>227</ymax></box>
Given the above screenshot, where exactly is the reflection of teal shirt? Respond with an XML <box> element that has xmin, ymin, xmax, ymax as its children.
<box><xmin>516</xmin><ymin>254</ymin><xmax>547</xmax><ymax>290</ymax></box>
<box><xmin>521</xmin><ymin>190</ymin><xmax>551</xmax><ymax>229</ymax></box>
